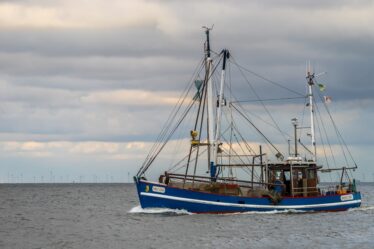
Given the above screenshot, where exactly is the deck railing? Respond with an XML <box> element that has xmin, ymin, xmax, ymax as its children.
<box><xmin>165</xmin><ymin>173</ymin><xmax>275</xmax><ymax>189</ymax></box>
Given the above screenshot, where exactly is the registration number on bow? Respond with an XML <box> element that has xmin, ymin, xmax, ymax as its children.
<box><xmin>340</xmin><ymin>194</ymin><xmax>353</xmax><ymax>201</ymax></box>
<box><xmin>152</xmin><ymin>186</ymin><xmax>165</xmax><ymax>193</ymax></box>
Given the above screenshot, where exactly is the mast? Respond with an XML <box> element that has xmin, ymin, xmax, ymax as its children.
<box><xmin>292</xmin><ymin>118</ymin><xmax>298</xmax><ymax>157</ymax></box>
<box><xmin>207</xmin><ymin>59</ymin><xmax>214</xmax><ymax>164</ymax></box>
<box><xmin>214</xmin><ymin>49</ymin><xmax>228</xmax><ymax>164</ymax></box>
<box><xmin>203</xmin><ymin>27</ymin><xmax>216</xmax><ymax>174</ymax></box>
<box><xmin>306</xmin><ymin>69</ymin><xmax>317</xmax><ymax>161</ymax></box>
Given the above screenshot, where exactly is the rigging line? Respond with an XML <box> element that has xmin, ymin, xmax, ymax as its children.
<box><xmin>314</xmin><ymin>97</ymin><xmax>337</xmax><ymax>168</ymax></box>
<box><xmin>230</xmin><ymin>107</ymin><xmax>275</xmax><ymax>158</ymax></box>
<box><xmin>169</xmin><ymin>54</ymin><xmax>219</xmax><ymax>178</ymax></box>
<box><xmin>221</xmin><ymin>136</ymin><xmax>252</xmax><ymax>168</ymax></box>
<box><xmin>231</xmin><ymin>103</ymin><xmax>283</xmax><ymax>157</ymax></box>
<box><xmin>233</xmin><ymin>99</ymin><xmax>289</xmax><ymax>150</ymax></box>
<box><xmin>185</xmin><ymin>63</ymin><xmax>209</xmax><ymax>177</ymax></box>
<box><xmin>146</xmin><ymin>56</ymin><xmax>203</xmax><ymax>147</ymax></box>
<box><xmin>145</xmin><ymin>58</ymin><xmax>203</xmax><ymax>152</ymax></box>
<box><xmin>192</xmin><ymin>71</ymin><xmax>209</xmax><ymax>178</ymax></box>
<box><xmin>298</xmin><ymin>140</ymin><xmax>314</xmax><ymax>156</ymax></box>
<box><xmin>313</xmin><ymin>111</ymin><xmax>329</xmax><ymax>168</ymax></box>
<box><xmin>231</xmin><ymin>131</ymin><xmax>261</xmax><ymax>181</ymax></box>
<box><xmin>234</xmin><ymin>100</ymin><xmax>291</xmax><ymax>138</ymax></box>
<box><xmin>138</xmin><ymin>56</ymin><xmax>210</xmax><ymax>173</ymax></box>
<box><xmin>223</xmin><ymin>66</ymin><xmax>295</xmax><ymax>140</ymax></box>
<box><xmin>232</xmin><ymin>133</ymin><xmax>252</xmax><ymax>165</ymax></box>
<box><xmin>315</xmin><ymin>85</ymin><xmax>357</xmax><ymax>167</ymax></box>
<box><xmin>154</xmin><ymin>60</ymin><xmax>202</xmax><ymax>140</ymax></box>
<box><xmin>139</xmin><ymin>85</ymin><xmax>195</xmax><ymax>175</ymax></box>
<box><xmin>231</xmin><ymin>122</ymin><xmax>256</xmax><ymax>157</ymax></box>
<box><xmin>231</xmin><ymin>58</ymin><xmax>289</xmax><ymax>144</ymax></box>
<box><xmin>225</xmin><ymin>81</ymin><xmax>292</xmax><ymax>140</ymax></box>
<box><xmin>230</xmin><ymin>57</ymin><xmax>305</xmax><ymax>97</ymax></box>
<box><xmin>227</xmin><ymin>61</ymin><xmax>235</xmax><ymax>178</ymax></box>
<box><xmin>168</xmin><ymin>147</ymin><xmax>197</xmax><ymax>172</ymax></box>
<box><xmin>168</xmin><ymin>105</ymin><xmax>195</xmax><ymax>169</ymax></box>
<box><xmin>169</xmin><ymin>88</ymin><xmax>201</xmax><ymax>169</ymax></box>
<box><xmin>221</xmin><ymin>124</ymin><xmax>254</xmax><ymax>161</ymax></box>
<box><xmin>231</xmin><ymin>96</ymin><xmax>306</xmax><ymax>103</ymax></box>
<box><xmin>313</xmin><ymin>95</ymin><xmax>339</xmax><ymax>181</ymax></box>
<box><xmin>221</xmin><ymin>139</ymin><xmax>261</xmax><ymax>181</ymax></box>
<box><xmin>219</xmin><ymin>149</ymin><xmax>259</xmax><ymax>181</ymax></box>
<box><xmin>315</xmin><ymin>115</ymin><xmax>333</xmax><ymax>183</ymax></box>
<box><xmin>168</xmin><ymin>147</ymin><xmax>208</xmax><ymax>173</ymax></box>
<box><xmin>188</xmin><ymin>54</ymin><xmax>223</xmax><ymax>168</ymax></box>
<box><xmin>142</xmin><ymin>101</ymin><xmax>195</xmax><ymax>176</ymax></box>
<box><xmin>138</xmin><ymin>58</ymin><xmax>205</xmax><ymax>175</ymax></box>
<box><xmin>298</xmin><ymin>90</ymin><xmax>308</xmax><ymax>147</ymax></box>
<box><xmin>140</xmin><ymin>99</ymin><xmax>196</xmax><ymax>176</ymax></box>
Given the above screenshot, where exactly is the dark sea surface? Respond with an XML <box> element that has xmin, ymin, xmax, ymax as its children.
<box><xmin>0</xmin><ymin>183</ymin><xmax>373</xmax><ymax>249</ymax></box>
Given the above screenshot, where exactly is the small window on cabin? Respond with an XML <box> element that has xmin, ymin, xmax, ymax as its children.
<box><xmin>308</xmin><ymin>170</ymin><xmax>316</xmax><ymax>179</ymax></box>
<box><xmin>275</xmin><ymin>171</ymin><xmax>281</xmax><ymax>180</ymax></box>
<box><xmin>284</xmin><ymin>171</ymin><xmax>290</xmax><ymax>181</ymax></box>
<box><xmin>298</xmin><ymin>171</ymin><xmax>303</xmax><ymax>180</ymax></box>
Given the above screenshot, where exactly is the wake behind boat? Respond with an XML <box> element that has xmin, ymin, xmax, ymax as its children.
<box><xmin>134</xmin><ymin>28</ymin><xmax>361</xmax><ymax>213</ymax></box>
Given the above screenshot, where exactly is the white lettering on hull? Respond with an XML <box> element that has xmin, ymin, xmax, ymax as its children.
<box><xmin>152</xmin><ymin>186</ymin><xmax>165</xmax><ymax>194</ymax></box>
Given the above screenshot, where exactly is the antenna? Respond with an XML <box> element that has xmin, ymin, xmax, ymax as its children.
<box><xmin>202</xmin><ymin>24</ymin><xmax>214</xmax><ymax>31</ymax></box>
<box><xmin>315</xmin><ymin>72</ymin><xmax>327</xmax><ymax>78</ymax></box>
<box><xmin>202</xmin><ymin>25</ymin><xmax>214</xmax><ymax>58</ymax></box>
<box><xmin>307</xmin><ymin>60</ymin><xmax>313</xmax><ymax>74</ymax></box>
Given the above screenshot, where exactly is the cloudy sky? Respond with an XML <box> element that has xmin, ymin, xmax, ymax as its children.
<box><xmin>0</xmin><ymin>0</ymin><xmax>373</xmax><ymax>183</ymax></box>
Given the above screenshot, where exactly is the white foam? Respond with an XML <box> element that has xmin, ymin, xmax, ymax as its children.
<box><xmin>222</xmin><ymin>209</ymin><xmax>306</xmax><ymax>216</ymax></box>
<box><xmin>128</xmin><ymin>205</ymin><xmax>192</xmax><ymax>215</ymax></box>
<box><xmin>129</xmin><ymin>206</ymin><xmax>309</xmax><ymax>215</ymax></box>
<box><xmin>348</xmin><ymin>205</ymin><xmax>374</xmax><ymax>212</ymax></box>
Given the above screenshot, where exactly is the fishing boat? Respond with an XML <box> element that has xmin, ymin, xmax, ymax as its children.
<box><xmin>134</xmin><ymin>28</ymin><xmax>361</xmax><ymax>213</ymax></box>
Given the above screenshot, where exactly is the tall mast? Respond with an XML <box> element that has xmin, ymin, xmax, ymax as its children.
<box><xmin>306</xmin><ymin>69</ymin><xmax>317</xmax><ymax>161</ymax></box>
<box><xmin>203</xmin><ymin>27</ymin><xmax>216</xmax><ymax>173</ymax></box>
<box><xmin>214</xmin><ymin>49</ymin><xmax>229</xmax><ymax>164</ymax></box>
<box><xmin>207</xmin><ymin>59</ymin><xmax>215</xmax><ymax>164</ymax></box>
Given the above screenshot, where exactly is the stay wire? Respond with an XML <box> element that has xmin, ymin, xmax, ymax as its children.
<box><xmin>138</xmin><ymin>57</ymin><xmax>205</xmax><ymax>176</ymax></box>
<box><xmin>315</xmin><ymin>85</ymin><xmax>357</xmax><ymax>167</ymax></box>
<box><xmin>230</xmin><ymin>57</ymin><xmax>305</xmax><ymax>97</ymax></box>
<box><xmin>230</xmin><ymin>56</ymin><xmax>289</xmax><ymax>145</ymax></box>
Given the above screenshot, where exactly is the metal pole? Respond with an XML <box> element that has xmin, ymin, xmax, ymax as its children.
<box><xmin>307</xmin><ymin>71</ymin><xmax>316</xmax><ymax>161</ymax></box>
<box><xmin>214</xmin><ymin>49</ymin><xmax>228</xmax><ymax>165</ymax></box>
<box><xmin>292</xmin><ymin>118</ymin><xmax>298</xmax><ymax>157</ymax></box>
<box><xmin>290</xmin><ymin>163</ymin><xmax>294</xmax><ymax>197</ymax></box>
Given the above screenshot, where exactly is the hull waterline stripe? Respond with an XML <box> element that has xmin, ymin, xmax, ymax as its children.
<box><xmin>140</xmin><ymin>192</ymin><xmax>361</xmax><ymax>209</ymax></box>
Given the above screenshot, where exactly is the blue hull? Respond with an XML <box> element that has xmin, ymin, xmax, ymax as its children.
<box><xmin>135</xmin><ymin>179</ymin><xmax>361</xmax><ymax>213</ymax></box>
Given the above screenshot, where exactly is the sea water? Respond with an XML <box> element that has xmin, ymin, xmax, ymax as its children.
<box><xmin>0</xmin><ymin>183</ymin><xmax>373</xmax><ymax>249</ymax></box>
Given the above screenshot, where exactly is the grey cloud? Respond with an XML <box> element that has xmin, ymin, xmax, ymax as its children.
<box><xmin>0</xmin><ymin>0</ymin><xmax>372</xmax><ymax>143</ymax></box>
<box><xmin>0</xmin><ymin>27</ymin><xmax>199</xmax><ymax>58</ymax></box>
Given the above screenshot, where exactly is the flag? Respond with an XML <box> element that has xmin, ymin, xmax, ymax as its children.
<box><xmin>193</xmin><ymin>80</ymin><xmax>203</xmax><ymax>101</ymax></box>
<box><xmin>318</xmin><ymin>83</ymin><xmax>326</xmax><ymax>92</ymax></box>
<box><xmin>324</xmin><ymin>96</ymin><xmax>332</xmax><ymax>104</ymax></box>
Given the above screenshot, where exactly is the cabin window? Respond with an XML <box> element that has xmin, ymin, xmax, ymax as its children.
<box><xmin>293</xmin><ymin>169</ymin><xmax>303</xmax><ymax>181</ymax></box>
<box><xmin>297</xmin><ymin>171</ymin><xmax>303</xmax><ymax>180</ymax></box>
<box><xmin>308</xmin><ymin>170</ymin><xmax>316</xmax><ymax>179</ymax></box>
<box><xmin>284</xmin><ymin>171</ymin><xmax>291</xmax><ymax>181</ymax></box>
<box><xmin>275</xmin><ymin>171</ymin><xmax>281</xmax><ymax>180</ymax></box>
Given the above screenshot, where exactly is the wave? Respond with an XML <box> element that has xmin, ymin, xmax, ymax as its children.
<box><xmin>129</xmin><ymin>206</ymin><xmax>373</xmax><ymax>215</ymax></box>
<box><xmin>348</xmin><ymin>205</ymin><xmax>374</xmax><ymax>212</ymax></box>
<box><xmin>128</xmin><ymin>205</ymin><xmax>192</xmax><ymax>215</ymax></box>
<box><xmin>221</xmin><ymin>209</ymin><xmax>306</xmax><ymax>216</ymax></box>
<box><xmin>129</xmin><ymin>206</ymin><xmax>305</xmax><ymax>216</ymax></box>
